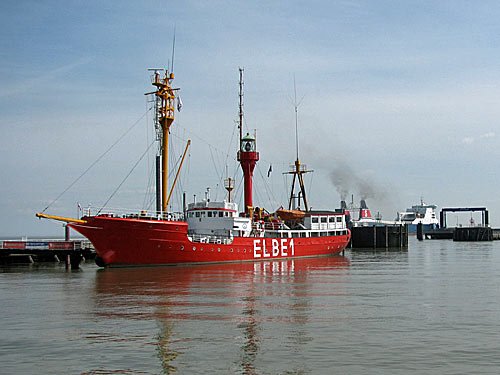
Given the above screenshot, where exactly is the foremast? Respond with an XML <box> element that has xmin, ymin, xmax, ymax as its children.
<box><xmin>152</xmin><ymin>70</ymin><xmax>176</xmax><ymax>214</ymax></box>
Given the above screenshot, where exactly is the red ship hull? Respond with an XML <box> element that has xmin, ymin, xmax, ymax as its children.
<box><xmin>69</xmin><ymin>215</ymin><xmax>351</xmax><ymax>267</ymax></box>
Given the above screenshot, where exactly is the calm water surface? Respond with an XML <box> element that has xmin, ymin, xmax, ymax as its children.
<box><xmin>1</xmin><ymin>238</ymin><xmax>500</xmax><ymax>374</ymax></box>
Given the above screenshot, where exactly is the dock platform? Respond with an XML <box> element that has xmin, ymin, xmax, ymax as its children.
<box><xmin>453</xmin><ymin>227</ymin><xmax>493</xmax><ymax>241</ymax></box>
<box><xmin>423</xmin><ymin>206</ymin><xmax>498</xmax><ymax>241</ymax></box>
<box><xmin>0</xmin><ymin>239</ymin><xmax>95</xmax><ymax>268</ymax></box>
<box><xmin>425</xmin><ymin>227</ymin><xmax>500</xmax><ymax>241</ymax></box>
<box><xmin>424</xmin><ymin>228</ymin><xmax>455</xmax><ymax>240</ymax></box>
<box><xmin>350</xmin><ymin>224</ymin><xmax>408</xmax><ymax>249</ymax></box>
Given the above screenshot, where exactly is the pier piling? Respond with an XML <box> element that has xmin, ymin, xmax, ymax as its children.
<box><xmin>416</xmin><ymin>223</ymin><xmax>423</xmax><ymax>241</ymax></box>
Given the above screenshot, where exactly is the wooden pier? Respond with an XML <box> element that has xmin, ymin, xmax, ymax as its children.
<box><xmin>0</xmin><ymin>239</ymin><xmax>95</xmax><ymax>268</ymax></box>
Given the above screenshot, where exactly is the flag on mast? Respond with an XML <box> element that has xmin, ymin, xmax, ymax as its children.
<box><xmin>177</xmin><ymin>96</ymin><xmax>183</xmax><ymax>111</ymax></box>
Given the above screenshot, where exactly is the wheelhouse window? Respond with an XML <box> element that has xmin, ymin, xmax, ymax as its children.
<box><xmin>312</xmin><ymin>217</ymin><xmax>319</xmax><ymax>223</ymax></box>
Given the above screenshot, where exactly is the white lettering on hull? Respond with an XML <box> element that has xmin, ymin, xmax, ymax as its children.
<box><xmin>253</xmin><ymin>239</ymin><xmax>295</xmax><ymax>259</ymax></box>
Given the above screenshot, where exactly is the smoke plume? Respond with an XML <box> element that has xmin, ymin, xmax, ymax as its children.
<box><xmin>329</xmin><ymin>160</ymin><xmax>387</xmax><ymax>201</ymax></box>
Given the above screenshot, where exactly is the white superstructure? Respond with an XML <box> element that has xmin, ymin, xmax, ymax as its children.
<box><xmin>396</xmin><ymin>200</ymin><xmax>439</xmax><ymax>230</ymax></box>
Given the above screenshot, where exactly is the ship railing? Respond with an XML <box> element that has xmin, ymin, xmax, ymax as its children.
<box><xmin>259</xmin><ymin>221</ymin><xmax>286</xmax><ymax>231</ymax></box>
<box><xmin>121</xmin><ymin>211</ymin><xmax>185</xmax><ymax>221</ymax></box>
<box><xmin>188</xmin><ymin>234</ymin><xmax>233</xmax><ymax>245</ymax></box>
<box><xmin>263</xmin><ymin>228</ymin><xmax>350</xmax><ymax>238</ymax></box>
<box><xmin>81</xmin><ymin>207</ymin><xmax>185</xmax><ymax>221</ymax></box>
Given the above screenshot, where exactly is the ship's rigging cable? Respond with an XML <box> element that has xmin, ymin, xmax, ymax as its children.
<box><xmin>233</xmin><ymin>165</ymin><xmax>241</xmax><ymax>204</ymax></box>
<box><xmin>167</xmin><ymin>128</ymin><xmax>190</xmax><ymax>211</ymax></box>
<box><xmin>141</xmin><ymin>119</ymin><xmax>280</xmax><ymax>212</ymax></box>
<box><xmin>255</xmin><ymin>164</ymin><xmax>278</xmax><ymax>209</ymax></box>
<box><xmin>209</xmin><ymin>144</ymin><xmax>225</xmax><ymax>196</ymax></box>
<box><xmin>233</xmin><ymin>174</ymin><xmax>244</xmax><ymax>207</ymax></box>
<box><xmin>174</xmin><ymin>126</ymin><xmax>190</xmax><ymax>209</ymax></box>
<box><xmin>98</xmin><ymin>139</ymin><xmax>157</xmax><ymax>213</ymax></box>
<box><xmin>143</xmin><ymin>100</ymin><xmax>159</xmax><ymax>210</ymax></box>
<box><xmin>174</xmin><ymin>144</ymin><xmax>191</xmax><ymax>212</ymax></box>
<box><xmin>167</xmin><ymin>135</ymin><xmax>190</xmax><ymax>211</ymax></box>
<box><xmin>172</xmin><ymin>121</ymin><xmax>278</xmax><ymax>177</ymax></box>
<box><xmin>308</xmin><ymin>172</ymin><xmax>315</xmax><ymax>209</ymax></box>
<box><xmin>142</xmin><ymin>160</ymin><xmax>157</xmax><ymax>211</ymax></box>
<box><xmin>143</xmin><ymin>131</ymin><xmax>185</xmax><ymax>212</ymax></box>
<box><xmin>225</xmin><ymin>121</ymin><xmax>238</xmax><ymax>174</ymax></box>
<box><xmin>41</xmin><ymin>108</ymin><xmax>152</xmax><ymax>213</ymax></box>
<box><xmin>282</xmin><ymin>166</ymin><xmax>290</xmax><ymax>207</ymax></box>
<box><xmin>140</xmin><ymin>125</ymin><xmax>191</xmax><ymax>212</ymax></box>
<box><xmin>142</xmin><ymin>102</ymin><xmax>156</xmax><ymax>211</ymax></box>
<box><xmin>173</xmin><ymin>123</ymin><xmax>237</xmax><ymax>165</ymax></box>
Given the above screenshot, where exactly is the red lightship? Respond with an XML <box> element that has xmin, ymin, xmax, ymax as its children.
<box><xmin>37</xmin><ymin>67</ymin><xmax>350</xmax><ymax>267</ymax></box>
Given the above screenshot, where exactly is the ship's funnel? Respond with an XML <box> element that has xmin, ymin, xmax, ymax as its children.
<box><xmin>359</xmin><ymin>199</ymin><xmax>372</xmax><ymax>219</ymax></box>
<box><xmin>340</xmin><ymin>200</ymin><xmax>351</xmax><ymax>224</ymax></box>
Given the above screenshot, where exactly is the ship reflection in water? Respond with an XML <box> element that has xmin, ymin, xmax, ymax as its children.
<box><xmin>94</xmin><ymin>256</ymin><xmax>350</xmax><ymax>374</ymax></box>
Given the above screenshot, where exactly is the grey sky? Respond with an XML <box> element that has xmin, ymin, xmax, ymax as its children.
<box><xmin>1</xmin><ymin>1</ymin><xmax>499</xmax><ymax>236</ymax></box>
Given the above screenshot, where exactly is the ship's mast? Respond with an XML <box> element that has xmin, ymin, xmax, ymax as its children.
<box><xmin>238</xmin><ymin>67</ymin><xmax>244</xmax><ymax>147</ymax></box>
<box><xmin>151</xmin><ymin>69</ymin><xmax>176</xmax><ymax>214</ymax></box>
<box><xmin>285</xmin><ymin>78</ymin><xmax>312</xmax><ymax>211</ymax></box>
<box><xmin>224</xmin><ymin>163</ymin><xmax>234</xmax><ymax>203</ymax></box>
<box><xmin>149</xmin><ymin>68</ymin><xmax>164</xmax><ymax>214</ymax></box>
<box><xmin>237</xmin><ymin>68</ymin><xmax>259</xmax><ymax>216</ymax></box>
<box><xmin>221</xmin><ymin>68</ymin><xmax>244</xmax><ymax>205</ymax></box>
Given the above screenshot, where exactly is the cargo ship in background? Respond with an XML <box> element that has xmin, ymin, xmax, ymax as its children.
<box><xmin>396</xmin><ymin>200</ymin><xmax>439</xmax><ymax>233</ymax></box>
<box><xmin>37</xmin><ymin>66</ymin><xmax>350</xmax><ymax>267</ymax></box>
